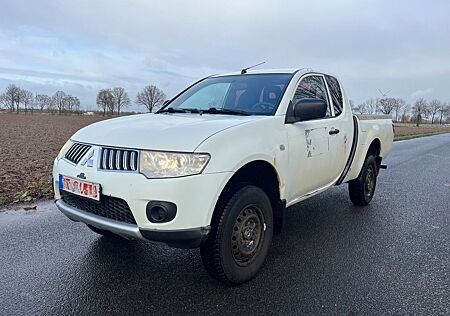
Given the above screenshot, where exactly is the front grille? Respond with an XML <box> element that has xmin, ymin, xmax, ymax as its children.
<box><xmin>61</xmin><ymin>191</ymin><xmax>137</xmax><ymax>224</ymax></box>
<box><xmin>65</xmin><ymin>143</ymin><xmax>92</xmax><ymax>164</ymax></box>
<box><xmin>99</xmin><ymin>147</ymin><xmax>139</xmax><ymax>171</ymax></box>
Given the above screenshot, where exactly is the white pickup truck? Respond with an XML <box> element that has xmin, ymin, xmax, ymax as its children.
<box><xmin>53</xmin><ymin>68</ymin><xmax>393</xmax><ymax>285</ymax></box>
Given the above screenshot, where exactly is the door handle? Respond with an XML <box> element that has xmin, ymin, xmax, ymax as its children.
<box><xmin>329</xmin><ymin>129</ymin><xmax>340</xmax><ymax>135</ymax></box>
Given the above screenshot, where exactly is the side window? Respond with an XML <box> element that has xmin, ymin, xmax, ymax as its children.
<box><xmin>325</xmin><ymin>75</ymin><xmax>343</xmax><ymax>116</ymax></box>
<box><xmin>293</xmin><ymin>75</ymin><xmax>331</xmax><ymax>117</ymax></box>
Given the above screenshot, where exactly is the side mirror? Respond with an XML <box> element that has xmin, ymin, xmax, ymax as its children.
<box><xmin>293</xmin><ymin>98</ymin><xmax>327</xmax><ymax>121</ymax></box>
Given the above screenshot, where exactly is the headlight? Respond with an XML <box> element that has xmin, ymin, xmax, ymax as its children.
<box><xmin>139</xmin><ymin>151</ymin><xmax>210</xmax><ymax>178</ymax></box>
<box><xmin>57</xmin><ymin>139</ymin><xmax>73</xmax><ymax>160</ymax></box>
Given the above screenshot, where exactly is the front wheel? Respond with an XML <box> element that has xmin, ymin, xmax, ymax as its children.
<box><xmin>348</xmin><ymin>155</ymin><xmax>378</xmax><ymax>206</ymax></box>
<box><xmin>200</xmin><ymin>185</ymin><xmax>273</xmax><ymax>285</ymax></box>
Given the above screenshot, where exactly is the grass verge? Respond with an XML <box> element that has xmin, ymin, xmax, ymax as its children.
<box><xmin>394</xmin><ymin>131</ymin><xmax>450</xmax><ymax>141</ymax></box>
<box><xmin>0</xmin><ymin>178</ymin><xmax>53</xmax><ymax>208</ymax></box>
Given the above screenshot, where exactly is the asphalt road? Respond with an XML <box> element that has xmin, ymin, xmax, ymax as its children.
<box><xmin>1</xmin><ymin>134</ymin><xmax>449</xmax><ymax>315</ymax></box>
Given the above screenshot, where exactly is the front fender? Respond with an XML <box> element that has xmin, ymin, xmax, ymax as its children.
<box><xmin>196</xmin><ymin>116</ymin><xmax>288</xmax><ymax>199</ymax></box>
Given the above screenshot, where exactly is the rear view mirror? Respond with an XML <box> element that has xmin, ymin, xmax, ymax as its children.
<box><xmin>293</xmin><ymin>98</ymin><xmax>327</xmax><ymax>121</ymax></box>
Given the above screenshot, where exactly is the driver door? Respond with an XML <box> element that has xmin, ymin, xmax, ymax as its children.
<box><xmin>285</xmin><ymin>74</ymin><xmax>334</xmax><ymax>202</ymax></box>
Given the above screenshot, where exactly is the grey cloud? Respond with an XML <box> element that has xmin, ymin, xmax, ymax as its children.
<box><xmin>0</xmin><ymin>66</ymin><xmax>115</xmax><ymax>84</ymax></box>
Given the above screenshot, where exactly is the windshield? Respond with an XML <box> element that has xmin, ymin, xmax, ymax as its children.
<box><xmin>164</xmin><ymin>74</ymin><xmax>292</xmax><ymax>115</ymax></box>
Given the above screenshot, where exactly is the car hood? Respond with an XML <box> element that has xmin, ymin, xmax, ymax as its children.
<box><xmin>71</xmin><ymin>113</ymin><xmax>261</xmax><ymax>151</ymax></box>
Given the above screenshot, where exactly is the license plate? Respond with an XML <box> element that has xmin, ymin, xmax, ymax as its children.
<box><xmin>59</xmin><ymin>175</ymin><xmax>101</xmax><ymax>201</ymax></box>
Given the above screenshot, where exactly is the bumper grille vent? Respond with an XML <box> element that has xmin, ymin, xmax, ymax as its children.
<box><xmin>100</xmin><ymin>147</ymin><xmax>139</xmax><ymax>171</ymax></box>
<box><xmin>65</xmin><ymin>143</ymin><xmax>92</xmax><ymax>164</ymax></box>
<box><xmin>61</xmin><ymin>191</ymin><xmax>137</xmax><ymax>224</ymax></box>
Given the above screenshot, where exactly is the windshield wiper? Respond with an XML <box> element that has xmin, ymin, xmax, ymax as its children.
<box><xmin>157</xmin><ymin>107</ymin><xmax>187</xmax><ymax>114</ymax></box>
<box><xmin>158</xmin><ymin>107</ymin><xmax>203</xmax><ymax>114</ymax></box>
<box><xmin>180</xmin><ymin>108</ymin><xmax>201</xmax><ymax>113</ymax></box>
<box><xmin>158</xmin><ymin>107</ymin><xmax>250</xmax><ymax>116</ymax></box>
<box><xmin>200</xmin><ymin>107</ymin><xmax>250</xmax><ymax>116</ymax></box>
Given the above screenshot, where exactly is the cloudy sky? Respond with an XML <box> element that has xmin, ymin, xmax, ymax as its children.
<box><xmin>0</xmin><ymin>0</ymin><xmax>449</xmax><ymax>110</ymax></box>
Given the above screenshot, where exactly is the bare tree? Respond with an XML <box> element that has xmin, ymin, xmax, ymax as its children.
<box><xmin>112</xmin><ymin>87</ymin><xmax>130</xmax><ymax>115</ymax></box>
<box><xmin>378</xmin><ymin>97</ymin><xmax>398</xmax><ymax>115</ymax></box>
<box><xmin>35</xmin><ymin>94</ymin><xmax>51</xmax><ymax>111</ymax></box>
<box><xmin>73</xmin><ymin>97</ymin><xmax>81</xmax><ymax>114</ymax></box>
<box><xmin>428</xmin><ymin>99</ymin><xmax>441</xmax><ymax>124</ymax></box>
<box><xmin>352</xmin><ymin>98</ymin><xmax>380</xmax><ymax>115</ymax></box>
<box><xmin>97</xmin><ymin>89</ymin><xmax>114</xmax><ymax>116</ymax></box>
<box><xmin>1</xmin><ymin>84</ymin><xmax>20</xmax><ymax>111</ymax></box>
<box><xmin>439</xmin><ymin>103</ymin><xmax>449</xmax><ymax>124</ymax></box>
<box><xmin>47</xmin><ymin>97</ymin><xmax>57</xmax><ymax>114</ymax></box>
<box><xmin>21</xmin><ymin>89</ymin><xmax>34</xmax><ymax>113</ymax></box>
<box><xmin>14</xmin><ymin>88</ymin><xmax>28</xmax><ymax>113</ymax></box>
<box><xmin>63</xmin><ymin>95</ymin><xmax>80</xmax><ymax>113</ymax></box>
<box><xmin>412</xmin><ymin>98</ymin><xmax>428</xmax><ymax>126</ymax></box>
<box><xmin>401</xmin><ymin>103</ymin><xmax>411</xmax><ymax>123</ymax></box>
<box><xmin>353</xmin><ymin>102</ymin><xmax>368</xmax><ymax>114</ymax></box>
<box><xmin>393</xmin><ymin>98</ymin><xmax>406</xmax><ymax>122</ymax></box>
<box><xmin>0</xmin><ymin>94</ymin><xmax>6</xmax><ymax>110</ymax></box>
<box><xmin>136</xmin><ymin>85</ymin><xmax>166</xmax><ymax>113</ymax></box>
<box><xmin>53</xmin><ymin>91</ymin><xmax>67</xmax><ymax>114</ymax></box>
<box><xmin>63</xmin><ymin>95</ymin><xmax>73</xmax><ymax>112</ymax></box>
<box><xmin>366</xmin><ymin>98</ymin><xmax>378</xmax><ymax>114</ymax></box>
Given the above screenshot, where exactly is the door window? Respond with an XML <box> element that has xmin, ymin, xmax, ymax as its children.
<box><xmin>293</xmin><ymin>75</ymin><xmax>331</xmax><ymax>117</ymax></box>
<box><xmin>325</xmin><ymin>75</ymin><xmax>343</xmax><ymax>116</ymax></box>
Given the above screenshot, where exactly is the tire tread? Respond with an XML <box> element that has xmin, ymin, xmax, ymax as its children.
<box><xmin>348</xmin><ymin>155</ymin><xmax>377</xmax><ymax>206</ymax></box>
<box><xmin>200</xmin><ymin>186</ymin><xmax>243</xmax><ymax>285</ymax></box>
<box><xmin>200</xmin><ymin>185</ymin><xmax>272</xmax><ymax>285</ymax></box>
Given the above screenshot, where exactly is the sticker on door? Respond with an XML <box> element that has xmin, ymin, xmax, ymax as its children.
<box><xmin>305</xmin><ymin>128</ymin><xmax>329</xmax><ymax>157</ymax></box>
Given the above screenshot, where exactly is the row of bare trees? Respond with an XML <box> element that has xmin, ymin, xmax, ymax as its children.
<box><xmin>3</xmin><ymin>82</ymin><xmax>448</xmax><ymax>124</ymax></box>
<box><xmin>0</xmin><ymin>84</ymin><xmax>80</xmax><ymax>114</ymax></box>
<box><xmin>96</xmin><ymin>87</ymin><xmax>131</xmax><ymax>116</ymax></box>
<box><xmin>353</xmin><ymin>97</ymin><xmax>450</xmax><ymax>126</ymax></box>
<box><xmin>0</xmin><ymin>83</ymin><xmax>167</xmax><ymax>116</ymax></box>
<box><xmin>96</xmin><ymin>85</ymin><xmax>166</xmax><ymax>116</ymax></box>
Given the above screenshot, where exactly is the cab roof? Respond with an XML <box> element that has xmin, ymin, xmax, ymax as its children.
<box><xmin>211</xmin><ymin>68</ymin><xmax>313</xmax><ymax>77</ymax></box>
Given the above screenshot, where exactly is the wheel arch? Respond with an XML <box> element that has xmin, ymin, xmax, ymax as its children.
<box><xmin>343</xmin><ymin>137</ymin><xmax>382</xmax><ymax>183</ymax></box>
<box><xmin>210</xmin><ymin>160</ymin><xmax>285</xmax><ymax>234</ymax></box>
<box><xmin>367</xmin><ymin>138</ymin><xmax>381</xmax><ymax>157</ymax></box>
<box><xmin>367</xmin><ymin>138</ymin><xmax>382</xmax><ymax>170</ymax></box>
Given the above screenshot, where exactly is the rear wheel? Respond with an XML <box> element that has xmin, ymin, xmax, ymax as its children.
<box><xmin>200</xmin><ymin>185</ymin><xmax>273</xmax><ymax>285</ymax></box>
<box><xmin>348</xmin><ymin>155</ymin><xmax>378</xmax><ymax>206</ymax></box>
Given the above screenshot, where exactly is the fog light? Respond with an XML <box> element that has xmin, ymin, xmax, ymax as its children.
<box><xmin>146</xmin><ymin>201</ymin><xmax>177</xmax><ymax>223</ymax></box>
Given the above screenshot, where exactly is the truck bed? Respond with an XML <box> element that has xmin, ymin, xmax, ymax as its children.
<box><xmin>340</xmin><ymin>115</ymin><xmax>394</xmax><ymax>184</ymax></box>
<box><xmin>356</xmin><ymin>114</ymin><xmax>392</xmax><ymax>120</ymax></box>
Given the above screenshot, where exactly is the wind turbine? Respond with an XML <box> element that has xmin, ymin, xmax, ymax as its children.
<box><xmin>377</xmin><ymin>88</ymin><xmax>391</xmax><ymax>98</ymax></box>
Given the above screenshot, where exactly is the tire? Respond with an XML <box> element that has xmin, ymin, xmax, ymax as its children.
<box><xmin>86</xmin><ymin>224</ymin><xmax>123</xmax><ymax>239</ymax></box>
<box><xmin>348</xmin><ymin>155</ymin><xmax>378</xmax><ymax>206</ymax></box>
<box><xmin>200</xmin><ymin>185</ymin><xmax>273</xmax><ymax>285</ymax></box>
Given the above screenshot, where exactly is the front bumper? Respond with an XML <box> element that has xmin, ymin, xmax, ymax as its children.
<box><xmin>54</xmin><ymin>156</ymin><xmax>232</xmax><ymax>248</ymax></box>
<box><xmin>56</xmin><ymin>200</ymin><xmax>210</xmax><ymax>248</ymax></box>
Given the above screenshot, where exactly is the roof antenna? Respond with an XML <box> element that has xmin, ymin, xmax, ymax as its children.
<box><xmin>241</xmin><ymin>61</ymin><xmax>266</xmax><ymax>74</ymax></box>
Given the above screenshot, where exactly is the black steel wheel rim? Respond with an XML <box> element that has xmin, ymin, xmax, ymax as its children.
<box><xmin>231</xmin><ymin>205</ymin><xmax>265</xmax><ymax>267</ymax></box>
<box><xmin>365</xmin><ymin>167</ymin><xmax>375</xmax><ymax>198</ymax></box>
